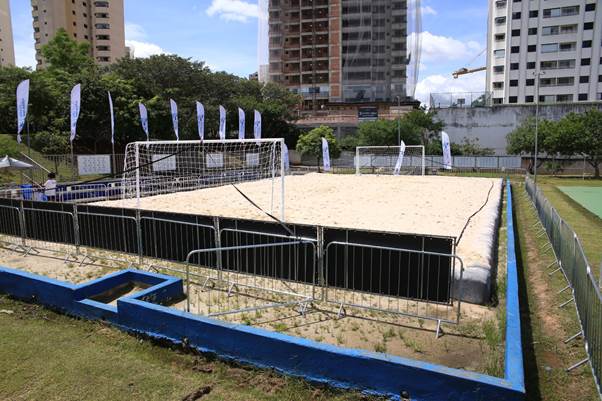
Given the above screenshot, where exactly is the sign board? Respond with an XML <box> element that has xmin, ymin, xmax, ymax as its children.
<box><xmin>246</xmin><ymin>153</ymin><xmax>260</xmax><ymax>167</ymax></box>
<box><xmin>152</xmin><ymin>154</ymin><xmax>177</xmax><ymax>172</ymax></box>
<box><xmin>358</xmin><ymin>106</ymin><xmax>378</xmax><ymax>121</ymax></box>
<box><xmin>77</xmin><ymin>155</ymin><xmax>111</xmax><ymax>175</ymax></box>
<box><xmin>206</xmin><ymin>153</ymin><xmax>224</xmax><ymax>168</ymax></box>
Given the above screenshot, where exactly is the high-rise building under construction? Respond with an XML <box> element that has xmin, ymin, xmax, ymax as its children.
<box><xmin>266</xmin><ymin>0</ymin><xmax>418</xmax><ymax>113</ymax></box>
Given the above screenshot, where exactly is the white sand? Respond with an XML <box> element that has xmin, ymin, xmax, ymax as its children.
<box><xmin>97</xmin><ymin>174</ymin><xmax>501</xmax><ymax>271</ymax></box>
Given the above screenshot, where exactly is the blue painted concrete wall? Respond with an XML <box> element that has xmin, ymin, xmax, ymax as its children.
<box><xmin>0</xmin><ymin>179</ymin><xmax>525</xmax><ymax>400</ymax></box>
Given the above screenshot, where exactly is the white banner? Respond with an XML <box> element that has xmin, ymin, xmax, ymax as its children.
<box><xmin>238</xmin><ymin>107</ymin><xmax>245</xmax><ymax>140</ymax></box>
<box><xmin>246</xmin><ymin>153</ymin><xmax>259</xmax><ymax>167</ymax></box>
<box><xmin>196</xmin><ymin>101</ymin><xmax>204</xmax><ymax>141</ymax></box>
<box><xmin>108</xmin><ymin>91</ymin><xmax>115</xmax><ymax>144</ymax></box>
<box><xmin>16</xmin><ymin>79</ymin><xmax>29</xmax><ymax>144</ymax></box>
<box><xmin>253</xmin><ymin>110</ymin><xmax>262</xmax><ymax>140</ymax></box>
<box><xmin>70</xmin><ymin>83</ymin><xmax>81</xmax><ymax>143</ymax></box>
<box><xmin>441</xmin><ymin>131</ymin><xmax>452</xmax><ymax>170</ymax></box>
<box><xmin>321</xmin><ymin>137</ymin><xmax>331</xmax><ymax>172</ymax></box>
<box><xmin>151</xmin><ymin>154</ymin><xmax>177</xmax><ymax>172</ymax></box>
<box><xmin>77</xmin><ymin>155</ymin><xmax>111</xmax><ymax>175</ymax></box>
<box><xmin>283</xmin><ymin>143</ymin><xmax>289</xmax><ymax>171</ymax></box>
<box><xmin>218</xmin><ymin>105</ymin><xmax>226</xmax><ymax>140</ymax></box>
<box><xmin>170</xmin><ymin>99</ymin><xmax>179</xmax><ymax>141</ymax></box>
<box><xmin>139</xmin><ymin>103</ymin><xmax>149</xmax><ymax>141</ymax></box>
<box><xmin>393</xmin><ymin>141</ymin><xmax>407</xmax><ymax>175</ymax></box>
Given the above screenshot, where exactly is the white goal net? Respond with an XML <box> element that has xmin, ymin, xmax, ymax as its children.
<box><xmin>122</xmin><ymin>139</ymin><xmax>286</xmax><ymax>219</ymax></box>
<box><xmin>355</xmin><ymin>146</ymin><xmax>425</xmax><ymax>176</ymax></box>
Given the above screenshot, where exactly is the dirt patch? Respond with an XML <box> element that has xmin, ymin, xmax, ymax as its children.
<box><xmin>181</xmin><ymin>386</ymin><xmax>211</xmax><ymax>401</ymax></box>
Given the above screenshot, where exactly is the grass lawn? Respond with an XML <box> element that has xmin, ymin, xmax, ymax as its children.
<box><xmin>533</xmin><ymin>176</ymin><xmax>602</xmax><ymax>268</ymax></box>
<box><xmin>511</xmin><ymin>179</ymin><xmax>598</xmax><ymax>401</ymax></box>
<box><xmin>0</xmin><ymin>295</ymin><xmax>376</xmax><ymax>401</ymax></box>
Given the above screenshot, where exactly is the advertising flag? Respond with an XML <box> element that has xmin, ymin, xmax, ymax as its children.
<box><xmin>70</xmin><ymin>84</ymin><xmax>81</xmax><ymax>143</ymax></box>
<box><xmin>170</xmin><ymin>99</ymin><xmax>179</xmax><ymax>141</ymax></box>
<box><xmin>16</xmin><ymin>79</ymin><xmax>30</xmax><ymax>144</ymax></box>
<box><xmin>393</xmin><ymin>141</ymin><xmax>407</xmax><ymax>175</ymax></box>
<box><xmin>253</xmin><ymin>110</ymin><xmax>262</xmax><ymax>140</ymax></box>
<box><xmin>238</xmin><ymin>107</ymin><xmax>245</xmax><ymax>140</ymax></box>
<box><xmin>139</xmin><ymin>103</ymin><xmax>149</xmax><ymax>141</ymax></box>
<box><xmin>218</xmin><ymin>105</ymin><xmax>226</xmax><ymax>140</ymax></box>
<box><xmin>441</xmin><ymin>131</ymin><xmax>452</xmax><ymax>170</ymax></box>
<box><xmin>321</xmin><ymin>137</ymin><xmax>331</xmax><ymax>172</ymax></box>
<box><xmin>108</xmin><ymin>91</ymin><xmax>115</xmax><ymax>144</ymax></box>
<box><xmin>196</xmin><ymin>101</ymin><xmax>205</xmax><ymax>140</ymax></box>
<box><xmin>283</xmin><ymin>143</ymin><xmax>290</xmax><ymax>171</ymax></box>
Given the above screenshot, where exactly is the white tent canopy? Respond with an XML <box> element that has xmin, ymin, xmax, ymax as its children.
<box><xmin>0</xmin><ymin>155</ymin><xmax>33</xmax><ymax>169</ymax></box>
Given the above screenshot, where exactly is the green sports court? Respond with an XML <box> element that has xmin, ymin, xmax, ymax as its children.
<box><xmin>558</xmin><ymin>186</ymin><xmax>602</xmax><ymax>219</ymax></box>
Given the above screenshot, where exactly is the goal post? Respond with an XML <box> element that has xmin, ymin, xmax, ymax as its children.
<box><xmin>355</xmin><ymin>145</ymin><xmax>425</xmax><ymax>176</ymax></box>
<box><xmin>122</xmin><ymin>139</ymin><xmax>286</xmax><ymax>220</ymax></box>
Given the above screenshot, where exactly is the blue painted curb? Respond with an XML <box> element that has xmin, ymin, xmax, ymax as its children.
<box><xmin>0</xmin><ymin>179</ymin><xmax>525</xmax><ymax>400</ymax></box>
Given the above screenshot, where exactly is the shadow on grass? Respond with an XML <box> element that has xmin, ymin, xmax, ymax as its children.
<box><xmin>511</xmin><ymin>186</ymin><xmax>542</xmax><ymax>401</ymax></box>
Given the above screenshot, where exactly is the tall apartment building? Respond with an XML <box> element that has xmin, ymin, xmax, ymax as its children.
<box><xmin>0</xmin><ymin>0</ymin><xmax>15</xmax><ymax>66</ymax></box>
<box><xmin>32</xmin><ymin>0</ymin><xmax>126</xmax><ymax>68</ymax></box>
<box><xmin>268</xmin><ymin>0</ymin><xmax>409</xmax><ymax>111</ymax></box>
<box><xmin>486</xmin><ymin>0</ymin><xmax>602</xmax><ymax>105</ymax></box>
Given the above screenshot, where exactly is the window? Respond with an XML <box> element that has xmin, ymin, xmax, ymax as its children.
<box><xmin>95</xmin><ymin>23</ymin><xmax>110</xmax><ymax>29</ymax></box>
<box><xmin>557</xmin><ymin>94</ymin><xmax>573</xmax><ymax>102</ymax></box>
<box><xmin>495</xmin><ymin>16</ymin><xmax>506</xmax><ymax>24</ymax></box>
<box><xmin>510</xmin><ymin>62</ymin><xmax>519</xmax><ymax>70</ymax></box>
<box><xmin>493</xmin><ymin>98</ymin><xmax>503</xmax><ymax>105</ymax></box>
<box><xmin>543</xmin><ymin>6</ymin><xmax>580</xmax><ymax>18</ymax></box>
<box><xmin>496</xmin><ymin>0</ymin><xmax>507</xmax><ymax>8</ymax></box>
<box><xmin>512</xmin><ymin>12</ymin><xmax>521</xmax><ymax>19</ymax></box>
<box><xmin>528</xmin><ymin>27</ymin><xmax>537</xmax><ymax>35</ymax></box>
<box><xmin>510</xmin><ymin>79</ymin><xmax>518</xmax><ymax>87</ymax></box>
<box><xmin>559</xmin><ymin>42</ymin><xmax>576</xmax><ymax>52</ymax></box>
<box><xmin>512</xmin><ymin>29</ymin><xmax>521</xmax><ymax>37</ymax></box>
<box><xmin>94</xmin><ymin>1</ymin><xmax>109</xmax><ymax>7</ymax></box>
<box><xmin>585</xmin><ymin>3</ymin><xmax>596</xmax><ymax>11</ymax></box>
<box><xmin>527</xmin><ymin>61</ymin><xmax>536</xmax><ymax>69</ymax></box>
<box><xmin>96</xmin><ymin>45</ymin><xmax>110</xmax><ymax>51</ymax></box>
<box><xmin>96</xmin><ymin>34</ymin><xmax>110</xmax><ymax>40</ymax></box>
<box><xmin>581</xmin><ymin>58</ymin><xmax>591</xmax><ymax>66</ymax></box>
<box><xmin>529</xmin><ymin>10</ymin><xmax>538</xmax><ymax>18</ymax></box>
<box><xmin>542</xmin><ymin>24</ymin><xmax>578</xmax><ymax>36</ymax></box>
<box><xmin>493</xmin><ymin>82</ymin><xmax>504</xmax><ymax>89</ymax></box>
<box><xmin>584</xmin><ymin>22</ymin><xmax>594</xmax><ymax>30</ymax></box>
<box><xmin>580</xmin><ymin>76</ymin><xmax>590</xmax><ymax>83</ymax></box>
<box><xmin>599</xmin><ymin>75</ymin><xmax>602</xmax><ymax>83</ymax></box>
<box><xmin>578</xmin><ymin>94</ymin><xmax>588</xmax><ymax>101</ymax></box>
<box><xmin>528</xmin><ymin>45</ymin><xmax>536</xmax><ymax>52</ymax></box>
<box><xmin>541</xmin><ymin>43</ymin><xmax>558</xmax><ymax>53</ymax></box>
<box><xmin>509</xmin><ymin>96</ymin><xmax>518</xmax><ymax>103</ymax></box>
<box><xmin>526</xmin><ymin>79</ymin><xmax>534</xmax><ymax>86</ymax></box>
<box><xmin>582</xmin><ymin>40</ymin><xmax>592</xmax><ymax>48</ymax></box>
<box><xmin>511</xmin><ymin>46</ymin><xmax>520</xmax><ymax>53</ymax></box>
<box><xmin>97</xmin><ymin>56</ymin><xmax>110</xmax><ymax>62</ymax></box>
<box><xmin>495</xmin><ymin>33</ymin><xmax>506</xmax><ymax>41</ymax></box>
<box><xmin>540</xmin><ymin>76</ymin><xmax>574</xmax><ymax>87</ymax></box>
<box><xmin>525</xmin><ymin>95</ymin><xmax>534</xmax><ymax>103</ymax></box>
<box><xmin>493</xmin><ymin>65</ymin><xmax>504</xmax><ymax>73</ymax></box>
<box><xmin>494</xmin><ymin>49</ymin><xmax>506</xmax><ymax>58</ymax></box>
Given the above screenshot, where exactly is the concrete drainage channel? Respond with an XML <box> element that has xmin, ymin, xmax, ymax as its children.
<box><xmin>0</xmin><ymin>180</ymin><xmax>525</xmax><ymax>401</ymax></box>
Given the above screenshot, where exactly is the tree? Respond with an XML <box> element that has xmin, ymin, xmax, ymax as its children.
<box><xmin>573</xmin><ymin>109</ymin><xmax>602</xmax><ymax>178</ymax></box>
<box><xmin>348</xmin><ymin>118</ymin><xmax>422</xmax><ymax>148</ymax></box>
<box><xmin>40</xmin><ymin>28</ymin><xmax>94</xmax><ymax>73</ymax></box>
<box><xmin>296</xmin><ymin>126</ymin><xmax>341</xmax><ymax>172</ymax></box>
<box><xmin>403</xmin><ymin>108</ymin><xmax>444</xmax><ymax>145</ymax></box>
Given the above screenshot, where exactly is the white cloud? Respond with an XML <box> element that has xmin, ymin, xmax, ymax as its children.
<box><xmin>206</xmin><ymin>0</ymin><xmax>259</xmax><ymax>22</ymax></box>
<box><xmin>421</xmin><ymin>6</ymin><xmax>437</xmax><ymax>15</ymax></box>
<box><xmin>125</xmin><ymin>40</ymin><xmax>166</xmax><ymax>58</ymax></box>
<box><xmin>124</xmin><ymin>23</ymin><xmax>166</xmax><ymax>58</ymax></box>
<box><xmin>413</xmin><ymin>31</ymin><xmax>483</xmax><ymax>62</ymax></box>
<box><xmin>414</xmin><ymin>71</ymin><xmax>486</xmax><ymax>106</ymax></box>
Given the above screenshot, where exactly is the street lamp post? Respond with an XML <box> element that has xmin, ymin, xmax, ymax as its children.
<box><xmin>533</xmin><ymin>70</ymin><xmax>544</xmax><ymax>184</ymax></box>
<box><xmin>395</xmin><ymin>96</ymin><xmax>401</xmax><ymax>146</ymax></box>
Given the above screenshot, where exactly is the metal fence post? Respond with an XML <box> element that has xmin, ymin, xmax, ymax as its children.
<box><xmin>213</xmin><ymin>216</ymin><xmax>222</xmax><ymax>281</ymax></box>
<box><xmin>317</xmin><ymin>226</ymin><xmax>325</xmax><ymax>301</ymax></box>
<box><xmin>136</xmin><ymin>209</ymin><xmax>143</xmax><ymax>265</ymax></box>
<box><xmin>72</xmin><ymin>203</ymin><xmax>80</xmax><ymax>255</ymax></box>
<box><xmin>18</xmin><ymin>199</ymin><xmax>26</xmax><ymax>248</ymax></box>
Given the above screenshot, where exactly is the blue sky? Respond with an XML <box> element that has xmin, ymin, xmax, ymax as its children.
<box><xmin>10</xmin><ymin>0</ymin><xmax>488</xmax><ymax>103</ymax></box>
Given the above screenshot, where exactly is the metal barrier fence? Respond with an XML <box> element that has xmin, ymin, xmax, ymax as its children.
<box><xmin>525</xmin><ymin>176</ymin><xmax>602</xmax><ymax>395</ymax></box>
<box><xmin>0</xmin><ymin>198</ymin><xmax>463</xmax><ymax>330</ymax></box>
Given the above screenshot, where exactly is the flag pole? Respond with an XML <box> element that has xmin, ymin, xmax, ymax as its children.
<box><xmin>70</xmin><ymin>141</ymin><xmax>75</xmax><ymax>182</ymax></box>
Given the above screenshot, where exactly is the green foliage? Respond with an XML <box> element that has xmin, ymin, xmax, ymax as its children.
<box><xmin>506</xmin><ymin>110</ymin><xmax>602</xmax><ymax>177</ymax></box>
<box><xmin>0</xmin><ymin>134</ymin><xmax>20</xmax><ymax>157</ymax></box>
<box><xmin>0</xmin><ymin>31</ymin><xmax>301</xmax><ymax>156</ymax></box>
<box><xmin>296</xmin><ymin>126</ymin><xmax>341</xmax><ymax>170</ymax></box>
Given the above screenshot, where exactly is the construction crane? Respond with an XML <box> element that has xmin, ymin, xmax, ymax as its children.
<box><xmin>452</xmin><ymin>48</ymin><xmax>486</xmax><ymax>79</ymax></box>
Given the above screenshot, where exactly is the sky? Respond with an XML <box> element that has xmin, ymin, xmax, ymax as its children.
<box><xmin>9</xmin><ymin>0</ymin><xmax>488</xmax><ymax>104</ymax></box>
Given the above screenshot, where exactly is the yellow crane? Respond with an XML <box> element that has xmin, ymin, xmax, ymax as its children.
<box><xmin>451</xmin><ymin>48</ymin><xmax>486</xmax><ymax>78</ymax></box>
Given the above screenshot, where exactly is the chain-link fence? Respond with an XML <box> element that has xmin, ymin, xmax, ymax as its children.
<box><xmin>525</xmin><ymin>176</ymin><xmax>601</xmax><ymax>397</ymax></box>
